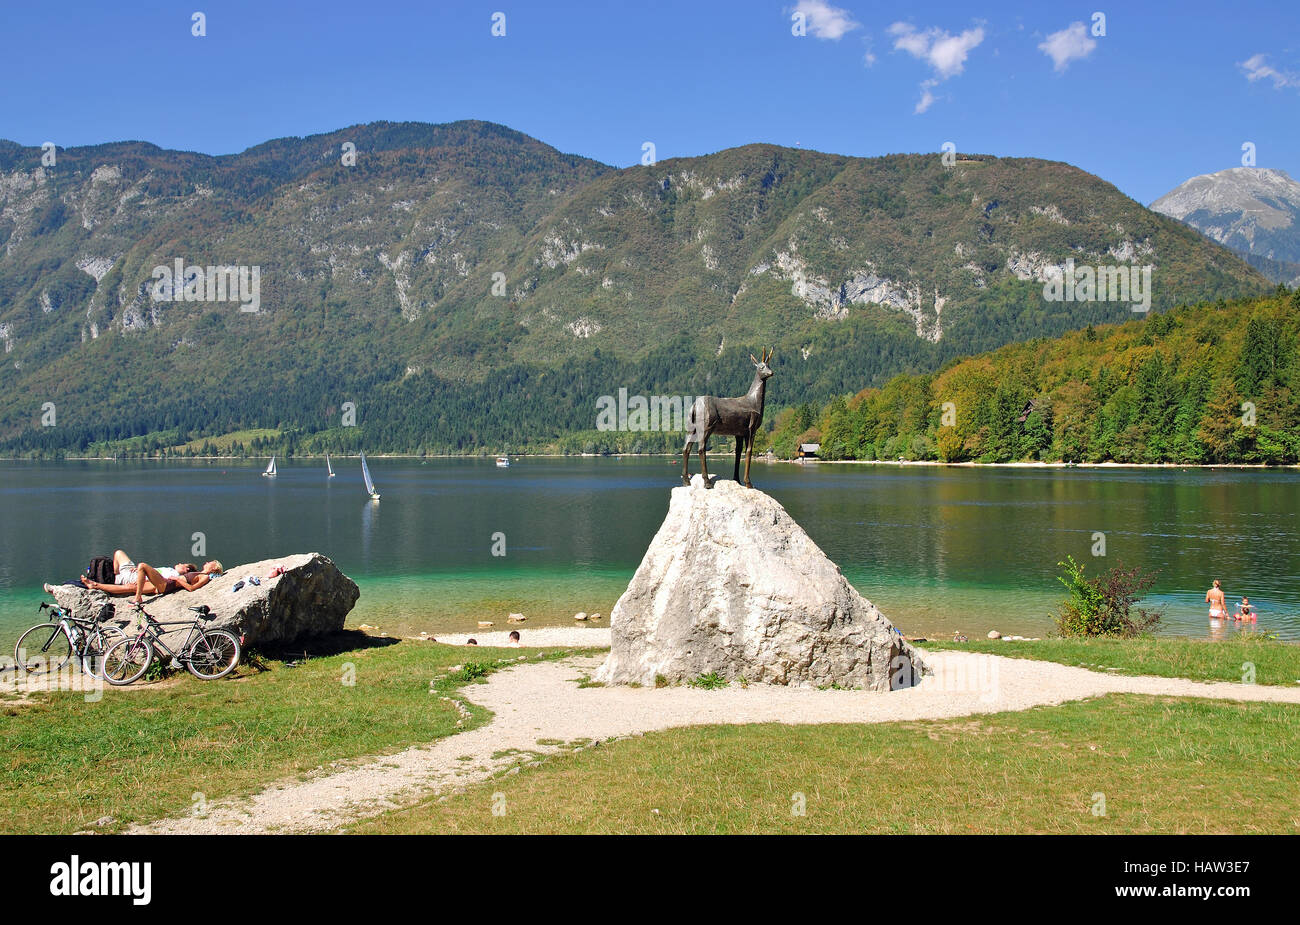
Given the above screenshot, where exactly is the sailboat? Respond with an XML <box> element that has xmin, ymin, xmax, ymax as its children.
<box><xmin>360</xmin><ymin>452</ymin><xmax>380</xmax><ymax>500</ymax></box>
<box><xmin>262</xmin><ymin>455</ymin><xmax>277</xmax><ymax>478</ymax></box>
<box><xmin>326</xmin><ymin>454</ymin><xmax>336</xmax><ymax>478</ymax></box>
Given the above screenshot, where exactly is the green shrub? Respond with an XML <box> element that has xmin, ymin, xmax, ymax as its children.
<box><xmin>687</xmin><ymin>671</ymin><xmax>729</xmax><ymax>690</ymax></box>
<box><xmin>454</xmin><ymin>662</ymin><xmax>490</xmax><ymax>682</ymax></box>
<box><xmin>1053</xmin><ymin>556</ymin><xmax>1163</xmax><ymax>638</ymax></box>
<box><xmin>142</xmin><ymin>658</ymin><xmax>170</xmax><ymax>682</ymax></box>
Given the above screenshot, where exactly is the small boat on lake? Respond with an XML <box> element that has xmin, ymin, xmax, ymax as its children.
<box><xmin>496</xmin><ymin>455</ymin><xmax>510</xmax><ymax>468</ymax></box>
<box><xmin>326</xmin><ymin>454</ymin><xmax>336</xmax><ymax>478</ymax></box>
<box><xmin>360</xmin><ymin>452</ymin><xmax>380</xmax><ymax>500</ymax></box>
<box><xmin>262</xmin><ymin>456</ymin><xmax>277</xmax><ymax>478</ymax></box>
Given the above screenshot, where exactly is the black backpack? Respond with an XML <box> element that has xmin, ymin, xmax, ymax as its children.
<box><xmin>86</xmin><ymin>556</ymin><xmax>116</xmax><ymax>584</ymax></box>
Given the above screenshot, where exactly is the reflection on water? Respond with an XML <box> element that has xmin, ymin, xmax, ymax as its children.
<box><xmin>0</xmin><ymin>458</ymin><xmax>1297</xmax><ymax>642</ymax></box>
<box><xmin>361</xmin><ymin>498</ymin><xmax>379</xmax><ymax>567</ymax></box>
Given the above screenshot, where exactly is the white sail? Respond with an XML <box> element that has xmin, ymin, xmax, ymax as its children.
<box><xmin>326</xmin><ymin>454</ymin><xmax>335</xmax><ymax>477</ymax></box>
<box><xmin>360</xmin><ymin>452</ymin><xmax>379</xmax><ymax>499</ymax></box>
<box><xmin>263</xmin><ymin>455</ymin><xmax>277</xmax><ymax>477</ymax></box>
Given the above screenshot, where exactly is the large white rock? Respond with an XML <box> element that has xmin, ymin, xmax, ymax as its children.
<box><xmin>595</xmin><ymin>477</ymin><xmax>923</xmax><ymax>690</ymax></box>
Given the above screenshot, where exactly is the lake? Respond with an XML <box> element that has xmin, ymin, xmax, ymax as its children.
<box><xmin>1</xmin><ymin>458</ymin><xmax>1297</xmax><ymax>644</ymax></box>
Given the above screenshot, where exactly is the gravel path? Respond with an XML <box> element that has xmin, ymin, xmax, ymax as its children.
<box><xmin>130</xmin><ymin>649</ymin><xmax>1300</xmax><ymax>834</ymax></box>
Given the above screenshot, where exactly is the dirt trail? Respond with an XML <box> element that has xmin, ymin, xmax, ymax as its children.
<box><xmin>130</xmin><ymin>650</ymin><xmax>1300</xmax><ymax>834</ymax></box>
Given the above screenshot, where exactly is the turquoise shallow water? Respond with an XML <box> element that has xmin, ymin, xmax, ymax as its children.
<box><xmin>1</xmin><ymin>458</ymin><xmax>1297</xmax><ymax>643</ymax></box>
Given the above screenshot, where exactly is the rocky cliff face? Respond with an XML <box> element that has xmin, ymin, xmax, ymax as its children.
<box><xmin>595</xmin><ymin>477</ymin><xmax>922</xmax><ymax>690</ymax></box>
<box><xmin>49</xmin><ymin>552</ymin><xmax>358</xmax><ymax>648</ymax></box>
<box><xmin>1152</xmin><ymin>167</ymin><xmax>1300</xmax><ymax>282</ymax></box>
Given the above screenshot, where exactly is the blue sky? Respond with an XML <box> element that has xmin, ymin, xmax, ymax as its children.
<box><xmin>2</xmin><ymin>0</ymin><xmax>1297</xmax><ymax>203</ymax></box>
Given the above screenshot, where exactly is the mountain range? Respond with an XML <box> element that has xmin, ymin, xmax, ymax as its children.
<box><xmin>1152</xmin><ymin>167</ymin><xmax>1300</xmax><ymax>286</ymax></box>
<box><xmin>0</xmin><ymin>121</ymin><xmax>1272</xmax><ymax>454</ymax></box>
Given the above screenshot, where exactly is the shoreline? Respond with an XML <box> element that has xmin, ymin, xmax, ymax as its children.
<box><xmin>12</xmin><ymin>455</ymin><xmax>1299</xmax><ymax>470</ymax></box>
<box><xmin>5</xmin><ymin>578</ymin><xmax>1288</xmax><ymax>644</ymax></box>
<box><xmin>409</xmin><ymin>627</ymin><xmax>612</xmax><ymax>648</ymax></box>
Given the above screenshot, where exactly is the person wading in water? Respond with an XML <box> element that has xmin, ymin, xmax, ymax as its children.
<box><xmin>1206</xmin><ymin>579</ymin><xmax>1229</xmax><ymax>621</ymax></box>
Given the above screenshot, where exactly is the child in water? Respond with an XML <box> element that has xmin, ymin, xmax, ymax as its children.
<box><xmin>1235</xmin><ymin>598</ymin><xmax>1257</xmax><ymax>622</ymax></box>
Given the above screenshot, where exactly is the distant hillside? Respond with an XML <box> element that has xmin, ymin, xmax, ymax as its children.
<box><xmin>770</xmin><ymin>290</ymin><xmax>1300</xmax><ymax>465</ymax></box>
<box><xmin>1244</xmin><ymin>252</ymin><xmax>1300</xmax><ymax>287</ymax></box>
<box><xmin>1152</xmin><ymin>167</ymin><xmax>1300</xmax><ymax>285</ymax></box>
<box><xmin>0</xmin><ymin>121</ymin><xmax>1270</xmax><ymax>455</ymax></box>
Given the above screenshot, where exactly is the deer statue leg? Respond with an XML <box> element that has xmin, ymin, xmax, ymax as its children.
<box><xmin>744</xmin><ymin>426</ymin><xmax>756</xmax><ymax>489</ymax></box>
<box><xmin>733</xmin><ymin>437</ymin><xmax>743</xmax><ymax>482</ymax></box>
<box><xmin>698</xmin><ymin>437</ymin><xmax>712</xmax><ymax>488</ymax></box>
<box><xmin>681</xmin><ymin>434</ymin><xmax>692</xmax><ymax>486</ymax></box>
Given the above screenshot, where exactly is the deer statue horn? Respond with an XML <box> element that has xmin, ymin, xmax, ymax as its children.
<box><xmin>762</xmin><ymin>347</ymin><xmax>772</xmax><ymax>363</ymax></box>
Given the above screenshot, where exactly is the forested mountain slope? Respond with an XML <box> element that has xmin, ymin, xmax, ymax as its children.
<box><xmin>0</xmin><ymin>121</ymin><xmax>1270</xmax><ymax>454</ymax></box>
<box><xmin>769</xmin><ymin>290</ymin><xmax>1300</xmax><ymax>465</ymax></box>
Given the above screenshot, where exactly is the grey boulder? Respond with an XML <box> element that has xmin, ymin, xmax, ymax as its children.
<box><xmin>594</xmin><ymin>477</ymin><xmax>923</xmax><ymax>690</ymax></box>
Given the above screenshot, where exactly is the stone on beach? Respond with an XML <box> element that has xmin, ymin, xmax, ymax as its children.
<box><xmin>49</xmin><ymin>553</ymin><xmax>358</xmax><ymax>648</ymax></box>
<box><xmin>595</xmin><ymin>476</ymin><xmax>924</xmax><ymax>690</ymax></box>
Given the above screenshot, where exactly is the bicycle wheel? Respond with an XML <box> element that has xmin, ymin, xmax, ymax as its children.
<box><xmin>185</xmin><ymin>629</ymin><xmax>240</xmax><ymax>680</ymax></box>
<box><xmin>102</xmin><ymin>637</ymin><xmax>154</xmax><ymax>686</ymax></box>
<box><xmin>81</xmin><ymin>625</ymin><xmax>125</xmax><ymax>679</ymax></box>
<box><xmin>14</xmin><ymin>624</ymin><xmax>72</xmax><ymax>675</ymax></box>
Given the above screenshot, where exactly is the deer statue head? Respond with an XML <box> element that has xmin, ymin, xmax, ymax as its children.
<box><xmin>750</xmin><ymin>348</ymin><xmax>774</xmax><ymax>383</ymax></box>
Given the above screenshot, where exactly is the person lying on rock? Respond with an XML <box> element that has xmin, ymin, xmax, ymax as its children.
<box><xmin>76</xmin><ymin>550</ymin><xmax>223</xmax><ymax>601</ymax></box>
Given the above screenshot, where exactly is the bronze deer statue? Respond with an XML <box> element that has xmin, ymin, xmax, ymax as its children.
<box><xmin>682</xmin><ymin>349</ymin><xmax>773</xmax><ymax>489</ymax></box>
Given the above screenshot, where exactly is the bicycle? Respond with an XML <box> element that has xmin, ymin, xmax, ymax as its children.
<box><xmin>13</xmin><ymin>602</ymin><xmax>125</xmax><ymax>680</ymax></box>
<box><xmin>101</xmin><ymin>602</ymin><xmax>241</xmax><ymax>685</ymax></box>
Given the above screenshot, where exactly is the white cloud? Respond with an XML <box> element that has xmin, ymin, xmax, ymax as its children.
<box><xmin>915</xmin><ymin>81</ymin><xmax>938</xmax><ymax>114</ymax></box>
<box><xmin>889</xmin><ymin>22</ymin><xmax>984</xmax><ymax>78</ymax></box>
<box><xmin>1239</xmin><ymin>53</ymin><xmax>1299</xmax><ymax>89</ymax></box>
<box><xmin>1039</xmin><ymin>22</ymin><xmax>1097</xmax><ymax>72</ymax></box>
<box><xmin>889</xmin><ymin>23</ymin><xmax>932</xmax><ymax>59</ymax></box>
<box><xmin>888</xmin><ymin>22</ymin><xmax>985</xmax><ymax>113</ymax></box>
<box><xmin>928</xmin><ymin>29</ymin><xmax>985</xmax><ymax>78</ymax></box>
<box><xmin>792</xmin><ymin>0</ymin><xmax>860</xmax><ymax>40</ymax></box>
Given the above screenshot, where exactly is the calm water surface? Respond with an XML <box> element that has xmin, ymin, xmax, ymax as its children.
<box><xmin>1</xmin><ymin>458</ymin><xmax>1297</xmax><ymax>643</ymax></box>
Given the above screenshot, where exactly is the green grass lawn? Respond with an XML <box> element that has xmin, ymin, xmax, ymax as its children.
<box><xmin>0</xmin><ymin>637</ymin><xmax>591</xmax><ymax>835</ymax></box>
<box><xmin>922</xmin><ymin>636</ymin><xmax>1300</xmax><ymax>686</ymax></box>
<box><xmin>8</xmin><ymin>631</ymin><xmax>1297</xmax><ymax>836</ymax></box>
<box><xmin>352</xmin><ymin>694</ymin><xmax>1300</xmax><ymax>834</ymax></box>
